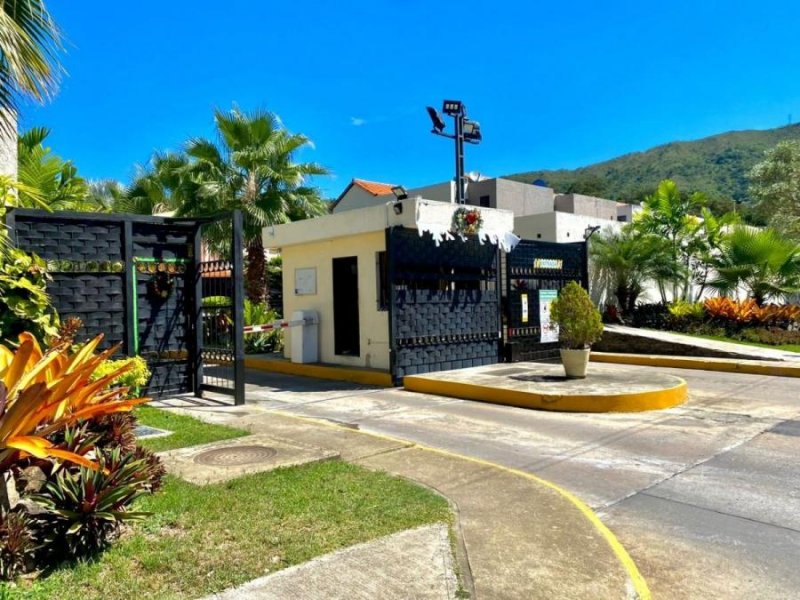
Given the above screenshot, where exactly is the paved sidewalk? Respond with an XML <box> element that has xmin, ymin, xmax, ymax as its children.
<box><xmin>600</xmin><ymin>324</ymin><xmax>800</xmax><ymax>361</ymax></box>
<box><xmin>204</xmin><ymin>525</ymin><xmax>457</xmax><ymax>600</ymax></box>
<box><xmin>157</xmin><ymin>401</ymin><xmax>644</xmax><ymax>600</ymax></box>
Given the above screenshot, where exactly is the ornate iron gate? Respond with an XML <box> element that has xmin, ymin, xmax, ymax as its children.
<box><xmin>387</xmin><ymin>227</ymin><xmax>501</xmax><ymax>382</ymax></box>
<box><xmin>504</xmin><ymin>239</ymin><xmax>586</xmax><ymax>362</ymax></box>
<box><xmin>192</xmin><ymin>211</ymin><xmax>245</xmax><ymax>405</ymax></box>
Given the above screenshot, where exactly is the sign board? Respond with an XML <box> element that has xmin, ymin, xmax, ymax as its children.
<box><xmin>521</xmin><ymin>293</ymin><xmax>529</xmax><ymax>323</ymax></box>
<box><xmin>539</xmin><ymin>289</ymin><xmax>559</xmax><ymax>343</ymax></box>
<box><xmin>294</xmin><ymin>267</ymin><xmax>317</xmax><ymax>295</ymax></box>
<box><xmin>534</xmin><ymin>258</ymin><xmax>563</xmax><ymax>270</ymax></box>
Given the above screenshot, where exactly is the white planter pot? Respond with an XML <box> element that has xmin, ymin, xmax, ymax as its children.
<box><xmin>560</xmin><ymin>348</ymin><xmax>590</xmax><ymax>379</ymax></box>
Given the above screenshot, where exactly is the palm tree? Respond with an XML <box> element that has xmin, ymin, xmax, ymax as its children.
<box><xmin>635</xmin><ymin>179</ymin><xmax>707</xmax><ymax>300</ymax></box>
<box><xmin>16</xmin><ymin>127</ymin><xmax>90</xmax><ymax>210</ymax></box>
<box><xmin>0</xmin><ymin>1</ymin><xmax>62</xmax><ymax>135</ymax></box>
<box><xmin>119</xmin><ymin>152</ymin><xmax>193</xmax><ymax>215</ymax></box>
<box><xmin>708</xmin><ymin>226</ymin><xmax>800</xmax><ymax>304</ymax></box>
<box><xmin>176</xmin><ymin>108</ymin><xmax>328</xmax><ymax>304</ymax></box>
<box><xmin>591</xmin><ymin>226</ymin><xmax>683</xmax><ymax>314</ymax></box>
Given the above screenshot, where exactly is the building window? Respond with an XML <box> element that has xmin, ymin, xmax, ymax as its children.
<box><xmin>479</xmin><ymin>195</ymin><xmax>491</xmax><ymax>208</ymax></box>
<box><xmin>617</xmin><ymin>215</ymin><xmax>628</xmax><ymax>222</ymax></box>
<box><xmin>376</xmin><ymin>251</ymin><xmax>389</xmax><ymax>311</ymax></box>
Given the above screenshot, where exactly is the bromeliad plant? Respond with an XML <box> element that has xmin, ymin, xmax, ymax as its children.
<box><xmin>0</xmin><ymin>333</ymin><xmax>162</xmax><ymax>578</ymax></box>
<box><xmin>0</xmin><ymin>333</ymin><xmax>148</xmax><ymax>475</ymax></box>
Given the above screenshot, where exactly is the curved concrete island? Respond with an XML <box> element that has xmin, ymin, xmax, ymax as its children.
<box><xmin>403</xmin><ymin>362</ymin><xmax>687</xmax><ymax>413</ymax></box>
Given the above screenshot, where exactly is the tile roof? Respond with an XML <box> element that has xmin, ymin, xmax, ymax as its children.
<box><xmin>351</xmin><ymin>178</ymin><xmax>396</xmax><ymax>196</ymax></box>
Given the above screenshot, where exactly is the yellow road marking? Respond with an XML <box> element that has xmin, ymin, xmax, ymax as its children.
<box><xmin>404</xmin><ymin>374</ymin><xmax>687</xmax><ymax>413</ymax></box>
<box><xmin>269</xmin><ymin>409</ymin><xmax>651</xmax><ymax>600</ymax></box>
<box><xmin>592</xmin><ymin>352</ymin><xmax>800</xmax><ymax>378</ymax></box>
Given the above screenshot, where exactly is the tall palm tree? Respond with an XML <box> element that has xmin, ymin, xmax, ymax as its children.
<box><xmin>176</xmin><ymin>108</ymin><xmax>328</xmax><ymax>304</ymax></box>
<box><xmin>709</xmin><ymin>226</ymin><xmax>800</xmax><ymax>304</ymax></box>
<box><xmin>0</xmin><ymin>0</ymin><xmax>62</xmax><ymax>135</ymax></box>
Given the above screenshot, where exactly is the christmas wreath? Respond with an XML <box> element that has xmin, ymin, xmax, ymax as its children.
<box><xmin>148</xmin><ymin>271</ymin><xmax>174</xmax><ymax>301</ymax></box>
<box><xmin>451</xmin><ymin>207</ymin><xmax>483</xmax><ymax>236</ymax></box>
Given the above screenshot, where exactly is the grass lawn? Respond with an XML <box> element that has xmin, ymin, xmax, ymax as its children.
<box><xmin>135</xmin><ymin>405</ymin><xmax>250</xmax><ymax>452</ymax></box>
<box><xmin>671</xmin><ymin>331</ymin><xmax>800</xmax><ymax>353</ymax></box>
<box><xmin>2</xmin><ymin>409</ymin><xmax>452</xmax><ymax>600</ymax></box>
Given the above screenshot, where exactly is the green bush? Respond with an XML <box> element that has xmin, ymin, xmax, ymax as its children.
<box><xmin>91</xmin><ymin>356</ymin><xmax>151</xmax><ymax>397</ymax></box>
<box><xmin>244</xmin><ymin>300</ymin><xmax>283</xmax><ymax>354</ymax></box>
<box><xmin>737</xmin><ymin>327</ymin><xmax>800</xmax><ymax>346</ymax></box>
<box><xmin>0</xmin><ymin>248</ymin><xmax>59</xmax><ymax>342</ymax></box>
<box><xmin>667</xmin><ymin>300</ymin><xmax>706</xmax><ymax>331</ymax></box>
<box><xmin>201</xmin><ymin>295</ymin><xmax>231</xmax><ymax>308</ymax></box>
<box><xmin>549</xmin><ymin>282</ymin><xmax>604</xmax><ymax>349</ymax></box>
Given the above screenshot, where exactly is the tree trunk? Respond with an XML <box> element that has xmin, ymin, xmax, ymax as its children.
<box><xmin>245</xmin><ymin>237</ymin><xmax>266</xmax><ymax>305</ymax></box>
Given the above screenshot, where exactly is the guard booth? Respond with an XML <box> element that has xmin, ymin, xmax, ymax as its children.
<box><xmin>266</xmin><ymin>198</ymin><xmax>519</xmax><ymax>384</ymax></box>
<box><xmin>7</xmin><ymin>209</ymin><xmax>246</xmax><ymax>404</ymax></box>
<box><xmin>268</xmin><ymin>198</ymin><xmax>590</xmax><ymax>384</ymax></box>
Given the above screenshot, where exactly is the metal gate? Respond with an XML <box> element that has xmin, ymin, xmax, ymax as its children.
<box><xmin>503</xmin><ymin>239</ymin><xmax>586</xmax><ymax>362</ymax></box>
<box><xmin>192</xmin><ymin>211</ymin><xmax>245</xmax><ymax>405</ymax></box>
<box><xmin>387</xmin><ymin>227</ymin><xmax>501</xmax><ymax>382</ymax></box>
<box><xmin>8</xmin><ymin>208</ymin><xmax>245</xmax><ymax>403</ymax></box>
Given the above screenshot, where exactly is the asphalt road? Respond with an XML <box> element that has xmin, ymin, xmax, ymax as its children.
<box><xmin>229</xmin><ymin>364</ymin><xmax>800</xmax><ymax>599</ymax></box>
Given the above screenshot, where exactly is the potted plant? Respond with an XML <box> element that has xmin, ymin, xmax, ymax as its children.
<box><xmin>549</xmin><ymin>281</ymin><xmax>604</xmax><ymax>378</ymax></box>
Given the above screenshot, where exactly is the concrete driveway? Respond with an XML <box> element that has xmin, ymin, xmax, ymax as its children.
<box><xmin>226</xmin><ymin>364</ymin><xmax>800</xmax><ymax>599</ymax></box>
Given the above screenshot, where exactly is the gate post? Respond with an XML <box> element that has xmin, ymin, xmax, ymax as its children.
<box><xmin>192</xmin><ymin>224</ymin><xmax>204</xmax><ymax>397</ymax></box>
<box><xmin>231</xmin><ymin>210</ymin><xmax>246</xmax><ymax>405</ymax></box>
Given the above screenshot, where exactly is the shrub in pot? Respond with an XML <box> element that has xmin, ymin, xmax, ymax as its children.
<box><xmin>549</xmin><ymin>282</ymin><xmax>604</xmax><ymax>378</ymax></box>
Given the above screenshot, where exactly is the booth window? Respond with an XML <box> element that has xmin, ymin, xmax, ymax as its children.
<box><xmin>376</xmin><ymin>251</ymin><xmax>389</xmax><ymax>311</ymax></box>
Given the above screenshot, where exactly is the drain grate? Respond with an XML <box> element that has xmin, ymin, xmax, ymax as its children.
<box><xmin>193</xmin><ymin>445</ymin><xmax>278</xmax><ymax>466</ymax></box>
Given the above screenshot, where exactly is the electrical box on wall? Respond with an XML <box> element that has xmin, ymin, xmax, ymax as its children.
<box><xmin>294</xmin><ymin>267</ymin><xmax>317</xmax><ymax>295</ymax></box>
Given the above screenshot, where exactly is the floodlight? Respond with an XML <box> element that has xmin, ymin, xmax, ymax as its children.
<box><xmin>391</xmin><ymin>185</ymin><xmax>408</xmax><ymax>200</ymax></box>
<box><xmin>426</xmin><ymin>107</ymin><xmax>446</xmax><ymax>133</ymax></box>
<box><xmin>463</xmin><ymin>120</ymin><xmax>482</xmax><ymax>143</ymax></box>
<box><xmin>442</xmin><ymin>100</ymin><xmax>463</xmax><ymax>116</ymax></box>
<box><xmin>584</xmin><ymin>225</ymin><xmax>601</xmax><ymax>240</ymax></box>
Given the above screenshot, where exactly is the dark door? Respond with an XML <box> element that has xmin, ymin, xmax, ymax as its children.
<box><xmin>333</xmin><ymin>256</ymin><xmax>360</xmax><ymax>355</ymax></box>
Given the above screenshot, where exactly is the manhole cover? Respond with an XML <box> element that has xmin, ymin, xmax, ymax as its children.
<box><xmin>193</xmin><ymin>445</ymin><xmax>278</xmax><ymax>466</ymax></box>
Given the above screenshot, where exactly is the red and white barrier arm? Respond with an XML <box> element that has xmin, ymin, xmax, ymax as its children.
<box><xmin>243</xmin><ymin>317</ymin><xmax>314</xmax><ymax>334</ymax></box>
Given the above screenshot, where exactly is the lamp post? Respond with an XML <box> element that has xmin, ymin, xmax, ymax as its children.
<box><xmin>426</xmin><ymin>100</ymin><xmax>482</xmax><ymax>204</ymax></box>
<box><xmin>582</xmin><ymin>225</ymin><xmax>601</xmax><ymax>291</ymax></box>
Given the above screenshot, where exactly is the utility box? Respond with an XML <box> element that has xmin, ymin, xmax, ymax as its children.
<box><xmin>290</xmin><ymin>310</ymin><xmax>319</xmax><ymax>364</ymax></box>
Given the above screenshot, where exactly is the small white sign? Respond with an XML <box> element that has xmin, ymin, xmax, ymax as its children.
<box><xmin>294</xmin><ymin>267</ymin><xmax>317</xmax><ymax>295</ymax></box>
<box><xmin>539</xmin><ymin>289</ymin><xmax>559</xmax><ymax>343</ymax></box>
<box><xmin>521</xmin><ymin>293</ymin><xmax>529</xmax><ymax>324</ymax></box>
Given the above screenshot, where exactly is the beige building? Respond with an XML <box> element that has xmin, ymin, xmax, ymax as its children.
<box><xmin>332</xmin><ymin>176</ymin><xmax>640</xmax><ymax>241</ymax></box>
<box><xmin>264</xmin><ymin>198</ymin><xmax>517</xmax><ymax>371</ymax></box>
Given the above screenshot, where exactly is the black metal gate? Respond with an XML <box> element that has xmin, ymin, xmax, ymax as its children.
<box><xmin>192</xmin><ymin>211</ymin><xmax>245</xmax><ymax>405</ymax></box>
<box><xmin>8</xmin><ymin>208</ymin><xmax>245</xmax><ymax>403</ymax></box>
<box><xmin>387</xmin><ymin>227</ymin><xmax>501</xmax><ymax>382</ymax></box>
<box><xmin>503</xmin><ymin>239</ymin><xmax>586</xmax><ymax>362</ymax></box>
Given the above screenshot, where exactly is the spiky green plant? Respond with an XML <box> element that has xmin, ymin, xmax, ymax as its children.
<box><xmin>708</xmin><ymin>227</ymin><xmax>800</xmax><ymax>304</ymax></box>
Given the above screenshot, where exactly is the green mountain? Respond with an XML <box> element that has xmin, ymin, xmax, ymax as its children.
<box><xmin>506</xmin><ymin>123</ymin><xmax>800</xmax><ymax>204</ymax></box>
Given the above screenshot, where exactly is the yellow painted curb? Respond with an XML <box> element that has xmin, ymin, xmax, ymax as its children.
<box><xmin>244</xmin><ymin>357</ymin><xmax>393</xmax><ymax>387</ymax></box>
<box><xmin>269</xmin><ymin>409</ymin><xmax>651</xmax><ymax>600</ymax></box>
<box><xmin>592</xmin><ymin>352</ymin><xmax>800</xmax><ymax>378</ymax></box>
<box><xmin>403</xmin><ymin>375</ymin><xmax>688</xmax><ymax>413</ymax></box>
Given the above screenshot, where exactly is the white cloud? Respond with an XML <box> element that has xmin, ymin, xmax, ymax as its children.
<box><xmin>350</xmin><ymin>117</ymin><xmax>367</xmax><ymax>126</ymax></box>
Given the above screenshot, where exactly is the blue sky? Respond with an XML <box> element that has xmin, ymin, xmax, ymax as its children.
<box><xmin>27</xmin><ymin>0</ymin><xmax>800</xmax><ymax>199</ymax></box>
